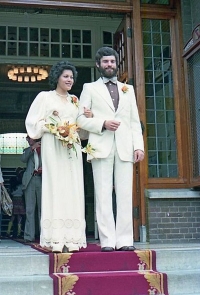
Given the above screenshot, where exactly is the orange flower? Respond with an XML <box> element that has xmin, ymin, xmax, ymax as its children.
<box><xmin>121</xmin><ymin>84</ymin><xmax>129</xmax><ymax>93</ymax></box>
<box><xmin>57</xmin><ymin>125</ymin><xmax>70</xmax><ymax>137</ymax></box>
<box><xmin>71</xmin><ymin>95</ymin><xmax>79</xmax><ymax>107</ymax></box>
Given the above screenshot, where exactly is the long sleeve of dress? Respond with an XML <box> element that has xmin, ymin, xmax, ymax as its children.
<box><xmin>25</xmin><ymin>91</ymin><xmax>49</xmax><ymax>139</ymax></box>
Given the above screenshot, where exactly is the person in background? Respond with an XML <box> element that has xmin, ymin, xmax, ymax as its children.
<box><xmin>25</xmin><ymin>61</ymin><xmax>92</xmax><ymax>253</ymax></box>
<box><xmin>77</xmin><ymin>47</ymin><xmax>145</xmax><ymax>252</ymax></box>
<box><xmin>21</xmin><ymin>136</ymin><xmax>42</xmax><ymax>243</ymax></box>
<box><xmin>0</xmin><ymin>155</ymin><xmax>4</xmax><ymax>242</ymax></box>
<box><xmin>6</xmin><ymin>167</ymin><xmax>25</xmax><ymax>239</ymax></box>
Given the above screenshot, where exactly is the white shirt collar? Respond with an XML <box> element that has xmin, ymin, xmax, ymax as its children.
<box><xmin>102</xmin><ymin>76</ymin><xmax>117</xmax><ymax>84</ymax></box>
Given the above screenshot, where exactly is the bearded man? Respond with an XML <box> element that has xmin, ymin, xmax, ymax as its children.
<box><xmin>77</xmin><ymin>47</ymin><xmax>144</xmax><ymax>252</ymax></box>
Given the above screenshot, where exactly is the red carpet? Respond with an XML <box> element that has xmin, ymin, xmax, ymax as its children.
<box><xmin>32</xmin><ymin>243</ymin><xmax>169</xmax><ymax>295</ymax></box>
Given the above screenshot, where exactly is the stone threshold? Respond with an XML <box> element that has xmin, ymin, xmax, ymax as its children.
<box><xmin>145</xmin><ymin>188</ymin><xmax>200</xmax><ymax>199</ymax></box>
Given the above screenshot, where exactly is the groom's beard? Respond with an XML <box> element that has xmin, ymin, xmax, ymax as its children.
<box><xmin>99</xmin><ymin>65</ymin><xmax>118</xmax><ymax>79</ymax></box>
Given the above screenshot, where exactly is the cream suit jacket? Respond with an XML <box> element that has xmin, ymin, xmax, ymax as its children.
<box><xmin>77</xmin><ymin>78</ymin><xmax>144</xmax><ymax>162</ymax></box>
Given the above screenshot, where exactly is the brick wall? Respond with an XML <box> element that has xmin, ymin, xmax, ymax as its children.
<box><xmin>145</xmin><ymin>189</ymin><xmax>200</xmax><ymax>243</ymax></box>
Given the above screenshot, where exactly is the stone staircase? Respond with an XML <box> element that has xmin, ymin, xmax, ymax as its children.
<box><xmin>0</xmin><ymin>239</ymin><xmax>200</xmax><ymax>295</ymax></box>
<box><xmin>147</xmin><ymin>243</ymin><xmax>200</xmax><ymax>295</ymax></box>
<box><xmin>0</xmin><ymin>239</ymin><xmax>53</xmax><ymax>295</ymax></box>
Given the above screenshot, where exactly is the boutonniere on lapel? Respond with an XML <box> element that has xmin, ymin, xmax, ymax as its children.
<box><xmin>71</xmin><ymin>95</ymin><xmax>79</xmax><ymax>107</ymax></box>
<box><xmin>121</xmin><ymin>84</ymin><xmax>129</xmax><ymax>93</ymax></box>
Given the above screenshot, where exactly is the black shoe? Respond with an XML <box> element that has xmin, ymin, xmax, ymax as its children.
<box><xmin>101</xmin><ymin>247</ymin><xmax>114</xmax><ymax>252</ymax></box>
<box><xmin>117</xmin><ymin>246</ymin><xmax>136</xmax><ymax>251</ymax></box>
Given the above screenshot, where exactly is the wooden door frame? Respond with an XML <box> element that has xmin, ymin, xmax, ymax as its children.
<box><xmin>131</xmin><ymin>1</ymin><xmax>147</xmax><ymax>236</ymax></box>
<box><xmin>114</xmin><ymin>14</ymin><xmax>143</xmax><ymax>241</ymax></box>
<box><xmin>0</xmin><ymin>0</ymin><xmax>132</xmax><ymax>13</ymax></box>
<box><xmin>183</xmin><ymin>24</ymin><xmax>200</xmax><ymax>186</ymax></box>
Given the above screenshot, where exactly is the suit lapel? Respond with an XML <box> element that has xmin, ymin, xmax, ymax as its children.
<box><xmin>95</xmin><ymin>78</ymin><xmax>115</xmax><ymax>111</ymax></box>
<box><xmin>116</xmin><ymin>82</ymin><xmax>126</xmax><ymax>114</ymax></box>
<box><xmin>94</xmin><ymin>79</ymin><xmax>128</xmax><ymax>113</ymax></box>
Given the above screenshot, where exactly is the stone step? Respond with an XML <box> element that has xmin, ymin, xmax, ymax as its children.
<box><xmin>49</xmin><ymin>250</ymin><xmax>158</xmax><ymax>273</ymax></box>
<box><xmin>52</xmin><ymin>270</ymin><xmax>168</xmax><ymax>295</ymax></box>
<box><xmin>0</xmin><ymin>275</ymin><xmax>53</xmax><ymax>295</ymax></box>
<box><xmin>0</xmin><ymin>240</ymin><xmax>49</xmax><ymax>276</ymax></box>
<box><xmin>0</xmin><ymin>253</ymin><xmax>49</xmax><ymax>276</ymax></box>
<box><xmin>0</xmin><ymin>240</ymin><xmax>53</xmax><ymax>295</ymax></box>
<box><xmin>137</xmin><ymin>243</ymin><xmax>200</xmax><ymax>295</ymax></box>
<box><xmin>155</xmin><ymin>248</ymin><xmax>200</xmax><ymax>271</ymax></box>
<box><xmin>167</xmin><ymin>270</ymin><xmax>200</xmax><ymax>295</ymax></box>
<box><xmin>1</xmin><ymin>240</ymin><xmax>200</xmax><ymax>295</ymax></box>
<box><xmin>149</xmin><ymin>246</ymin><xmax>200</xmax><ymax>295</ymax></box>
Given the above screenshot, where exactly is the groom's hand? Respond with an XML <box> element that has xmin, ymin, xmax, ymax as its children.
<box><xmin>104</xmin><ymin>120</ymin><xmax>121</xmax><ymax>131</ymax></box>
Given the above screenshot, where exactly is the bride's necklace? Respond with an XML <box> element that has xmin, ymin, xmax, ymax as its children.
<box><xmin>55</xmin><ymin>90</ymin><xmax>68</xmax><ymax>98</ymax></box>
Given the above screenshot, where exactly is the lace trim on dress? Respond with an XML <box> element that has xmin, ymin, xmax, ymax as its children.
<box><xmin>40</xmin><ymin>218</ymin><xmax>87</xmax><ymax>249</ymax></box>
<box><xmin>40</xmin><ymin>236</ymin><xmax>87</xmax><ymax>250</ymax></box>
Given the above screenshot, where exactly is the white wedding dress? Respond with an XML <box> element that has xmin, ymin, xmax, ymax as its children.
<box><xmin>26</xmin><ymin>90</ymin><xmax>87</xmax><ymax>251</ymax></box>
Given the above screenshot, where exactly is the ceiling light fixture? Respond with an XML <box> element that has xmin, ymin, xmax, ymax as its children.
<box><xmin>7</xmin><ymin>65</ymin><xmax>48</xmax><ymax>82</ymax></box>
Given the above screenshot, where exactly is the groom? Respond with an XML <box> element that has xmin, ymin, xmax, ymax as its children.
<box><xmin>78</xmin><ymin>47</ymin><xmax>144</xmax><ymax>251</ymax></box>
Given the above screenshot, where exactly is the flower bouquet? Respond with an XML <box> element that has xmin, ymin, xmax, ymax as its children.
<box><xmin>45</xmin><ymin>112</ymin><xmax>80</xmax><ymax>155</ymax></box>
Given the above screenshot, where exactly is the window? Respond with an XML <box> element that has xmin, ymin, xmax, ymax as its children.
<box><xmin>142</xmin><ymin>19</ymin><xmax>178</xmax><ymax>178</ymax></box>
<box><xmin>103</xmin><ymin>31</ymin><xmax>113</xmax><ymax>47</ymax></box>
<box><xmin>0</xmin><ymin>133</ymin><xmax>28</xmax><ymax>154</ymax></box>
<box><xmin>0</xmin><ymin>26</ymin><xmax>92</xmax><ymax>59</ymax></box>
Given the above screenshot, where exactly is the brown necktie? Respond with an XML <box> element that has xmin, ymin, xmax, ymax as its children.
<box><xmin>105</xmin><ymin>81</ymin><xmax>119</xmax><ymax>111</ymax></box>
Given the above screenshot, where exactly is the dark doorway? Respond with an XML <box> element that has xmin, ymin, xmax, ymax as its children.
<box><xmin>0</xmin><ymin>64</ymin><xmax>96</xmax><ymax>238</ymax></box>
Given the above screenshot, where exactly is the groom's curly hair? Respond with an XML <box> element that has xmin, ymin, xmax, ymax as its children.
<box><xmin>49</xmin><ymin>61</ymin><xmax>78</xmax><ymax>90</ymax></box>
<box><xmin>95</xmin><ymin>47</ymin><xmax>119</xmax><ymax>67</ymax></box>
